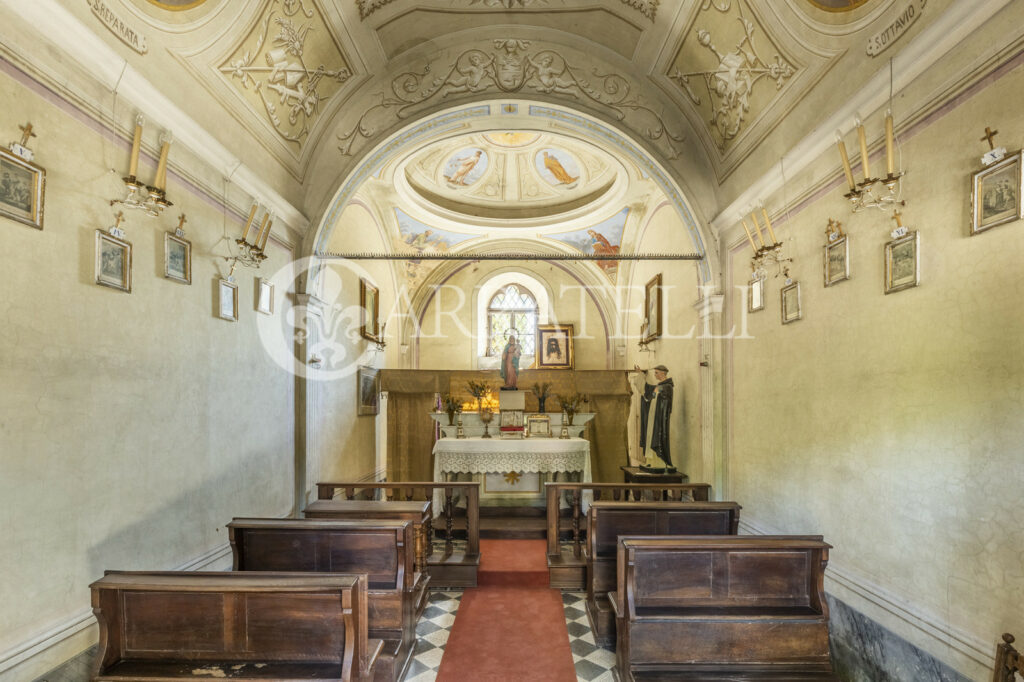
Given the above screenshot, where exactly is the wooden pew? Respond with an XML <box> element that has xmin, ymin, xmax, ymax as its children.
<box><xmin>544</xmin><ymin>482</ymin><xmax>713</xmax><ymax>589</ymax></box>
<box><xmin>304</xmin><ymin>499</ymin><xmax>432</xmax><ymax>581</ymax></box>
<box><xmin>317</xmin><ymin>481</ymin><xmax>481</xmax><ymax>588</ymax></box>
<box><xmin>993</xmin><ymin>633</ymin><xmax>1022</xmax><ymax>682</ymax></box>
<box><xmin>612</xmin><ymin>536</ymin><xmax>837</xmax><ymax>681</ymax></box>
<box><xmin>228</xmin><ymin>518</ymin><xmax>425</xmax><ymax>682</ymax></box>
<box><xmin>90</xmin><ymin>571</ymin><xmax>381</xmax><ymax>682</ymax></box>
<box><xmin>586</xmin><ymin>501</ymin><xmax>741</xmax><ymax>646</ymax></box>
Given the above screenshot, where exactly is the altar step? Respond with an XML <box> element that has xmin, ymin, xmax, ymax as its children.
<box><xmin>480</xmin><ymin>505</ymin><xmax>545</xmax><ymax>539</ymax></box>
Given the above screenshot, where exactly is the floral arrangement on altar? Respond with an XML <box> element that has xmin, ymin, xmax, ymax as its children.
<box><xmin>530</xmin><ymin>382</ymin><xmax>554</xmax><ymax>412</ymax></box>
<box><xmin>558</xmin><ymin>392</ymin><xmax>588</xmax><ymax>425</ymax></box>
<box><xmin>464</xmin><ymin>380</ymin><xmax>498</xmax><ymax>412</ymax></box>
<box><xmin>441</xmin><ymin>393</ymin><xmax>462</xmax><ymax>425</ymax></box>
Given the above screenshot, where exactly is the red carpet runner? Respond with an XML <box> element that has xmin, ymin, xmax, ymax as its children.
<box><xmin>435</xmin><ymin>539</ymin><xmax>578</xmax><ymax>681</ymax></box>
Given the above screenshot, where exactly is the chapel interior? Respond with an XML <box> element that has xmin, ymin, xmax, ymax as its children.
<box><xmin>2</xmin><ymin>1</ymin><xmax>1023</xmax><ymax>681</ymax></box>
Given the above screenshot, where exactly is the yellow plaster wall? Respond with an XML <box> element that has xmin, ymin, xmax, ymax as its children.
<box><xmin>0</xmin><ymin>71</ymin><xmax>295</xmax><ymax>680</ymax></box>
<box><xmin>725</xmin><ymin>58</ymin><xmax>1024</xmax><ymax>680</ymax></box>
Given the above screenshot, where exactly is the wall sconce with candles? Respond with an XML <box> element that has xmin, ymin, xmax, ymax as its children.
<box><xmin>740</xmin><ymin>204</ymin><xmax>791</xmax><ymax>279</ymax></box>
<box><xmin>836</xmin><ymin>109</ymin><xmax>904</xmax><ymax>212</ymax></box>
<box><xmin>226</xmin><ymin>202</ymin><xmax>273</xmax><ymax>270</ymax></box>
<box><xmin>111</xmin><ymin>115</ymin><xmax>173</xmax><ymax>217</ymax></box>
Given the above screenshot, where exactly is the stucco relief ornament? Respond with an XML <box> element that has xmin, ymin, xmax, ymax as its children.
<box><xmin>337</xmin><ymin>40</ymin><xmax>684</xmax><ymax>157</ymax></box>
<box><xmin>220</xmin><ymin>0</ymin><xmax>351</xmax><ymax>145</ymax></box>
<box><xmin>669</xmin><ymin>11</ymin><xmax>795</xmax><ymax>149</ymax></box>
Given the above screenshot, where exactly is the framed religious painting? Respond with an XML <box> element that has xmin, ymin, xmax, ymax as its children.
<box><xmin>971</xmin><ymin>151</ymin><xmax>1023</xmax><ymax>234</ymax></box>
<box><xmin>642</xmin><ymin>273</ymin><xmax>663</xmax><ymax>342</ymax></box>
<box><xmin>824</xmin><ymin>237</ymin><xmax>850</xmax><ymax>286</ymax></box>
<box><xmin>256</xmin><ymin>277</ymin><xmax>274</xmax><ymax>315</ymax></box>
<box><xmin>536</xmin><ymin>324</ymin><xmax>574</xmax><ymax>369</ymax></box>
<box><xmin>360</xmin><ymin>278</ymin><xmax>381</xmax><ymax>342</ymax></box>
<box><xmin>217</xmin><ymin>278</ymin><xmax>238</xmax><ymax>321</ymax></box>
<box><xmin>357</xmin><ymin>366</ymin><xmax>380</xmax><ymax>416</ymax></box>
<box><xmin>747</xmin><ymin>276</ymin><xmax>765</xmax><ymax>313</ymax></box>
<box><xmin>526</xmin><ymin>414</ymin><xmax>551</xmax><ymax>438</ymax></box>
<box><xmin>164</xmin><ymin>232</ymin><xmax>191</xmax><ymax>284</ymax></box>
<box><xmin>95</xmin><ymin>230</ymin><xmax>132</xmax><ymax>292</ymax></box>
<box><xmin>780</xmin><ymin>281</ymin><xmax>802</xmax><ymax>324</ymax></box>
<box><xmin>885</xmin><ymin>231</ymin><xmax>920</xmax><ymax>294</ymax></box>
<box><xmin>0</xmin><ymin>147</ymin><xmax>45</xmax><ymax>230</ymax></box>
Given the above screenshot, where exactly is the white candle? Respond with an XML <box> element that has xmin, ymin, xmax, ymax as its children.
<box><xmin>749</xmin><ymin>211</ymin><xmax>766</xmax><ymax>248</ymax></box>
<box><xmin>761</xmin><ymin>207</ymin><xmax>778</xmax><ymax>245</ymax></box>
<box><xmin>885</xmin><ymin>110</ymin><xmax>895</xmax><ymax>177</ymax></box>
<box><xmin>835</xmin><ymin>132</ymin><xmax>856</xmax><ymax>191</ymax></box>
<box><xmin>128</xmin><ymin>117</ymin><xmax>142</xmax><ymax>178</ymax></box>
<box><xmin>154</xmin><ymin>136</ymin><xmax>171</xmax><ymax>190</ymax></box>
<box><xmin>241</xmin><ymin>203</ymin><xmax>258</xmax><ymax>243</ymax></box>
<box><xmin>855</xmin><ymin>116</ymin><xmax>870</xmax><ymax>181</ymax></box>
<box><xmin>740</xmin><ymin>219</ymin><xmax>757</xmax><ymax>253</ymax></box>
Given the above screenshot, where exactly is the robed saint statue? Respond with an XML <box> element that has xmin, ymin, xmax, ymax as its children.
<box><xmin>500</xmin><ymin>333</ymin><xmax>522</xmax><ymax>390</ymax></box>
<box><xmin>635</xmin><ymin>364</ymin><xmax>675</xmax><ymax>472</ymax></box>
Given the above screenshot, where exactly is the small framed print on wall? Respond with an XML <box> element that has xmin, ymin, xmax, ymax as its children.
<box><xmin>357</xmin><ymin>366</ymin><xmax>380</xmax><ymax>416</ymax></box>
<box><xmin>95</xmin><ymin>230</ymin><xmax>132</xmax><ymax>293</ymax></box>
<box><xmin>0</xmin><ymin>146</ymin><xmax>45</xmax><ymax>230</ymax></box>
<box><xmin>748</xmin><ymin>276</ymin><xmax>765</xmax><ymax>313</ymax></box>
<box><xmin>824</xmin><ymin>236</ymin><xmax>850</xmax><ymax>287</ymax></box>
<box><xmin>780</xmin><ymin>281</ymin><xmax>802</xmax><ymax>324</ymax></box>
<box><xmin>884</xmin><ymin>231</ymin><xmax>920</xmax><ymax>294</ymax></box>
<box><xmin>256</xmin><ymin>277</ymin><xmax>274</xmax><ymax>315</ymax></box>
<box><xmin>164</xmin><ymin>232</ymin><xmax>191</xmax><ymax>284</ymax></box>
<box><xmin>360</xmin><ymin>278</ymin><xmax>381</xmax><ymax>342</ymax></box>
<box><xmin>642</xmin><ymin>273</ymin><xmax>663</xmax><ymax>342</ymax></box>
<box><xmin>217</xmin><ymin>278</ymin><xmax>238</xmax><ymax>321</ymax></box>
<box><xmin>971</xmin><ymin>151</ymin><xmax>1022</xmax><ymax>235</ymax></box>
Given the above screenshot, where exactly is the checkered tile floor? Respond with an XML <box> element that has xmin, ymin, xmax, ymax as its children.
<box><xmin>562</xmin><ymin>591</ymin><xmax>618</xmax><ymax>682</ymax></box>
<box><xmin>403</xmin><ymin>590</ymin><xmax>462</xmax><ymax>682</ymax></box>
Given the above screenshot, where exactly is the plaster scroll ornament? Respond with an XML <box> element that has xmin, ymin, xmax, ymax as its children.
<box><xmin>468</xmin><ymin>0</ymin><xmax>549</xmax><ymax>6</ymax></box>
<box><xmin>220</xmin><ymin>0</ymin><xmax>352</xmax><ymax>147</ymax></box>
<box><xmin>620</xmin><ymin>0</ymin><xmax>659</xmax><ymax>20</ymax></box>
<box><xmin>356</xmin><ymin>0</ymin><xmax>398</xmax><ymax>20</ymax></box>
<box><xmin>337</xmin><ymin>40</ymin><xmax>685</xmax><ymax>159</ymax></box>
<box><xmin>668</xmin><ymin>1</ymin><xmax>796</xmax><ymax>150</ymax></box>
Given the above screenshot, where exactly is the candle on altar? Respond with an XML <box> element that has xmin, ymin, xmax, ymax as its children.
<box><xmin>761</xmin><ymin>207</ymin><xmax>778</xmax><ymax>245</ymax></box>
<box><xmin>128</xmin><ymin>116</ymin><xmax>143</xmax><ymax>178</ymax></box>
<box><xmin>885</xmin><ymin>109</ymin><xmax>895</xmax><ymax>177</ymax></box>
<box><xmin>740</xmin><ymin>219</ymin><xmax>757</xmax><ymax>253</ymax></box>
<box><xmin>855</xmin><ymin>116</ymin><xmax>870</xmax><ymax>180</ymax></box>
<box><xmin>749</xmin><ymin>211</ymin><xmax>767</xmax><ymax>248</ymax></box>
<box><xmin>836</xmin><ymin>132</ymin><xmax>856</xmax><ymax>191</ymax></box>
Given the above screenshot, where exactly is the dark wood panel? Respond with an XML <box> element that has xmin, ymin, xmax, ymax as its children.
<box><xmin>244</xmin><ymin>593</ymin><xmax>344</xmax><ymax>657</ymax></box>
<box><xmin>122</xmin><ymin>591</ymin><xmax>224</xmax><ymax>655</ymax></box>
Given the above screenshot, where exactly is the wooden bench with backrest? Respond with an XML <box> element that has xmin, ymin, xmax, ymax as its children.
<box><xmin>90</xmin><ymin>571</ymin><xmax>381</xmax><ymax>682</ymax></box>
<box><xmin>228</xmin><ymin>518</ymin><xmax>425</xmax><ymax>682</ymax></box>
<box><xmin>993</xmin><ymin>633</ymin><xmax>1023</xmax><ymax>682</ymax></box>
<box><xmin>586</xmin><ymin>501</ymin><xmax>741</xmax><ymax>646</ymax></box>
<box><xmin>612</xmin><ymin>536</ymin><xmax>837</xmax><ymax>681</ymax></box>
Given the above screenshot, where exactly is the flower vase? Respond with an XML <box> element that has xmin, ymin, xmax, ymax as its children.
<box><xmin>446</xmin><ymin>409</ymin><xmax>456</xmax><ymax>426</ymax></box>
<box><xmin>538</xmin><ymin>397</ymin><xmax>547</xmax><ymax>412</ymax></box>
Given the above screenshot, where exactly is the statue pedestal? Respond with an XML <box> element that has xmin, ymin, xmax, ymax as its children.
<box><xmin>498</xmin><ymin>390</ymin><xmax>526</xmax><ymax>411</ymax></box>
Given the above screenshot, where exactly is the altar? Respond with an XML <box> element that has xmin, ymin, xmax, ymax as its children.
<box><xmin>432</xmin><ymin>436</ymin><xmax>592</xmax><ymax>513</ymax></box>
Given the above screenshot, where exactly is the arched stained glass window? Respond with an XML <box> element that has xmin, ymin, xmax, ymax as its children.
<box><xmin>487</xmin><ymin>284</ymin><xmax>538</xmax><ymax>356</ymax></box>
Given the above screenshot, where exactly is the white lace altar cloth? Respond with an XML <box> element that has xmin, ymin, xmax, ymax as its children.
<box><xmin>431</xmin><ymin>437</ymin><xmax>592</xmax><ymax>514</ymax></box>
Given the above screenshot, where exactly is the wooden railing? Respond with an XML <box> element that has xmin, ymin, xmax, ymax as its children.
<box><xmin>316</xmin><ymin>481</ymin><xmax>480</xmax><ymax>560</ymax></box>
<box><xmin>543</xmin><ymin>482</ymin><xmax>713</xmax><ymax>559</ymax></box>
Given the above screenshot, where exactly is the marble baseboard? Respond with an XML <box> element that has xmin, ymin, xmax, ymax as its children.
<box><xmin>828</xmin><ymin>595</ymin><xmax>971</xmax><ymax>682</ymax></box>
<box><xmin>32</xmin><ymin>645</ymin><xmax>95</xmax><ymax>682</ymax></box>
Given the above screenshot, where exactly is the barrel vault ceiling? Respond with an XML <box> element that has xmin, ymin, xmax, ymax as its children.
<box><xmin>18</xmin><ymin>0</ymin><xmax>950</xmax><ymax>229</ymax></box>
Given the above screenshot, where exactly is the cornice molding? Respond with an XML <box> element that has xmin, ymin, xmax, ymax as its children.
<box><xmin>0</xmin><ymin>0</ymin><xmax>309</xmax><ymax>234</ymax></box>
<box><xmin>710</xmin><ymin>0</ymin><xmax>1014</xmax><ymax>234</ymax></box>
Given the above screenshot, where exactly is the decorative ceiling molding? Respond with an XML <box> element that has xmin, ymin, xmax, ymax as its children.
<box><xmin>620</xmin><ymin>0</ymin><xmax>658</xmax><ymax>21</ymax></box>
<box><xmin>0</xmin><ymin>0</ymin><xmax>308</xmax><ymax>231</ymax></box>
<box><xmin>667</xmin><ymin>0</ymin><xmax>798</xmax><ymax>152</ymax></box>
<box><xmin>711</xmin><ymin>0</ymin><xmax>1016</xmax><ymax>234</ymax></box>
<box><xmin>357</xmin><ymin>0</ymin><xmax>397</xmax><ymax>20</ymax></box>
<box><xmin>336</xmin><ymin>39</ymin><xmax>686</xmax><ymax>160</ymax></box>
<box><xmin>219</xmin><ymin>0</ymin><xmax>353</xmax><ymax>148</ymax></box>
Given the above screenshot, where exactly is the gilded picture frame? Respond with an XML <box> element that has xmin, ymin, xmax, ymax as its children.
<box><xmin>884</xmin><ymin>230</ymin><xmax>920</xmax><ymax>294</ymax></box>
<box><xmin>642</xmin><ymin>273</ymin><xmax>663</xmax><ymax>342</ymax></box>
<box><xmin>526</xmin><ymin>414</ymin><xmax>551</xmax><ymax>438</ymax></box>
<box><xmin>536</xmin><ymin>324</ymin><xmax>574</xmax><ymax>369</ymax></box>
<box><xmin>357</xmin><ymin>366</ymin><xmax>380</xmax><ymax>416</ymax></box>
<box><xmin>217</xmin><ymin>279</ymin><xmax>238</xmax><ymax>321</ymax></box>
<box><xmin>824</xmin><ymin>236</ymin><xmax>850</xmax><ymax>287</ymax></box>
<box><xmin>0</xmin><ymin>147</ymin><xmax>45</xmax><ymax>230</ymax></box>
<box><xmin>360</xmin><ymin>278</ymin><xmax>381</xmax><ymax>342</ymax></box>
<box><xmin>971</xmin><ymin>151</ymin><xmax>1023</xmax><ymax>235</ymax></box>
<box><xmin>256</xmin><ymin>277</ymin><xmax>274</xmax><ymax>315</ymax></box>
<box><xmin>164</xmin><ymin>232</ymin><xmax>191</xmax><ymax>284</ymax></box>
<box><xmin>748</xmin><ymin>276</ymin><xmax>765</xmax><ymax>313</ymax></box>
<box><xmin>780</xmin><ymin>281</ymin><xmax>802</xmax><ymax>324</ymax></box>
<box><xmin>95</xmin><ymin>230</ymin><xmax>132</xmax><ymax>293</ymax></box>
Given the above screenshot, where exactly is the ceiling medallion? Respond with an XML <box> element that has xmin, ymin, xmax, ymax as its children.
<box><xmin>219</xmin><ymin>0</ymin><xmax>352</xmax><ymax>147</ymax></box>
